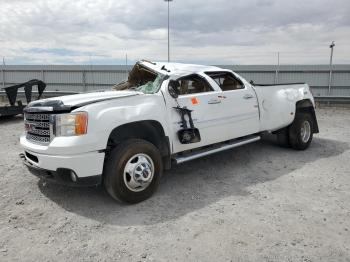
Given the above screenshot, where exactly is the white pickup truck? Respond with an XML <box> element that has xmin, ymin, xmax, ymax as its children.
<box><xmin>20</xmin><ymin>61</ymin><xmax>319</xmax><ymax>203</ymax></box>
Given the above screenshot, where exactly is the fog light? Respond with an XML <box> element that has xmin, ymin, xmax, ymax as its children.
<box><xmin>70</xmin><ymin>171</ymin><xmax>77</xmax><ymax>182</ymax></box>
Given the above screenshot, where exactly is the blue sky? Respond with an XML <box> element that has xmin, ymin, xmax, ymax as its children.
<box><xmin>0</xmin><ymin>0</ymin><xmax>349</xmax><ymax>65</ymax></box>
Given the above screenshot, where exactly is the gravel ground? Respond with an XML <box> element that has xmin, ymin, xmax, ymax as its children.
<box><xmin>0</xmin><ymin>108</ymin><xmax>349</xmax><ymax>262</ymax></box>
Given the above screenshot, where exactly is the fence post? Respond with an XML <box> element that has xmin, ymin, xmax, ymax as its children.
<box><xmin>82</xmin><ymin>70</ymin><xmax>87</xmax><ymax>92</ymax></box>
<box><xmin>1</xmin><ymin>68</ymin><xmax>4</xmax><ymax>88</ymax></box>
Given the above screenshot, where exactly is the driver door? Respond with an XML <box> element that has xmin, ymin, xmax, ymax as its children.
<box><xmin>166</xmin><ymin>74</ymin><xmax>228</xmax><ymax>153</ymax></box>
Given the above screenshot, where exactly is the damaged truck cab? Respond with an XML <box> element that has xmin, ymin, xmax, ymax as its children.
<box><xmin>20</xmin><ymin>61</ymin><xmax>319</xmax><ymax>203</ymax></box>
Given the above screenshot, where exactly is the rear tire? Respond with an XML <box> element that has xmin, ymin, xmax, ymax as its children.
<box><xmin>104</xmin><ymin>139</ymin><xmax>163</xmax><ymax>204</ymax></box>
<box><xmin>288</xmin><ymin>113</ymin><xmax>314</xmax><ymax>150</ymax></box>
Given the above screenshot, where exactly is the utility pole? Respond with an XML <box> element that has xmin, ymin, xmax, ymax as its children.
<box><xmin>125</xmin><ymin>53</ymin><xmax>128</xmax><ymax>80</ymax></box>
<box><xmin>164</xmin><ymin>0</ymin><xmax>173</xmax><ymax>62</ymax></box>
<box><xmin>2</xmin><ymin>57</ymin><xmax>5</xmax><ymax>89</ymax></box>
<box><xmin>328</xmin><ymin>41</ymin><xmax>335</xmax><ymax>95</ymax></box>
<box><xmin>89</xmin><ymin>54</ymin><xmax>95</xmax><ymax>91</ymax></box>
<box><xmin>275</xmin><ymin>52</ymin><xmax>280</xmax><ymax>84</ymax></box>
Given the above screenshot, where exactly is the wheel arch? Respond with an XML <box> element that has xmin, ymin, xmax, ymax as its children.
<box><xmin>106</xmin><ymin>120</ymin><xmax>171</xmax><ymax>169</ymax></box>
<box><xmin>295</xmin><ymin>99</ymin><xmax>319</xmax><ymax>133</ymax></box>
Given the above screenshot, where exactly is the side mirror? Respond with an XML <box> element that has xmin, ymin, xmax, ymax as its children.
<box><xmin>168</xmin><ymin>80</ymin><xmax>180</xmax><ymax>99</ymax></box>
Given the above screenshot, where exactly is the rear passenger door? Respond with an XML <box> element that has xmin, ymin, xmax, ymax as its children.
<box><xmin>205</xmin><ymin>71</ymin><xmax>260</xmax><ymax>140</ymax></box>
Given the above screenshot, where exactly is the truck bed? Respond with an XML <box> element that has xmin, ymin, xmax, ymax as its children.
<box><xmin>252</xmin><ymin>83</ymin><xmax>312</xmax><ymax>132</ymax></box>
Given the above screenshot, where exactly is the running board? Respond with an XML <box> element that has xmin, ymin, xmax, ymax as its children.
<box><xmin>173</xmin><ymin>135</ymin><xmax>260</xmax><ymax>164</ymax></box>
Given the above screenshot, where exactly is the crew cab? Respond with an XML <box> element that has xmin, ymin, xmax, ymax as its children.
<box><xmin>20</xmin><ymin>61</ymin><xmax>319</xmax><ymax>203</ymax></box>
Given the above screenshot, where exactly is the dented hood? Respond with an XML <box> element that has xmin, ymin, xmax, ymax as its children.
<box><xmin>26</xmin><ymin>90</ymin><xmax>140</xmax><ymax>113</ymax></box>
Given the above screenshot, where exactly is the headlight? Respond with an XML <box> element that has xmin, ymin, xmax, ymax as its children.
<box><xmin>55</xmin><ymin>112</ymin><xmax>88</xmax><ymax>136</ymax></box>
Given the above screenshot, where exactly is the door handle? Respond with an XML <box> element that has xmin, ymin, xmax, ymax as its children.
<box><xmin>243</xmin><ymin>94</ymin><xmax>254</xmax><ymax>99</ymax></box>
<box><xmin>208</xmin><ymin>99</ymin><xmax>221</xmax><ymax>104</ymax></box>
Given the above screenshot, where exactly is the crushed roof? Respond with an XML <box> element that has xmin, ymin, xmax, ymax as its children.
<box><xmin>140</xmin><ymin>61</ymin><xmax>226</xmax><ymax>76</ymax></box>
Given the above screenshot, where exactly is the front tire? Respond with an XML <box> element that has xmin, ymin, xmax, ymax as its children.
<box><xmin>104</xmin><ymin>139</ymin><xmax>163</xmax><ymax>204</ymax></box>
<box><xmin>288</xmin><ymin>113</ymin><xmax>314</xmax><ymax>150</ymax></box>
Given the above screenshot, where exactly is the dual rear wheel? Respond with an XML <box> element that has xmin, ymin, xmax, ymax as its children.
<box><xmin>277</xmin><ymin>113</ymin><xmax>314</xmax><ymax>150</ymax></box>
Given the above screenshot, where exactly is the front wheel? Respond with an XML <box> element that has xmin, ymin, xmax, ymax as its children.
<box><xmin>288</xmin><ymin>113</ymin><xmax>314</xmax><ymax>150</ymax></box>
<box><xmin>104</xmin><ymin>139</ymin><xmax>163</xmax><ymax>204</ymax></box>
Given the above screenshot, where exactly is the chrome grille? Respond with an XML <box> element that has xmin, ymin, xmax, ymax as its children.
<box><xmin>24</xmin><ymin>113</ymin><xmax>52</xmax><ymax>144</ymax></box>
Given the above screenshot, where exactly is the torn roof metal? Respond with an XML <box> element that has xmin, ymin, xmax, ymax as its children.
<box><xmin>139</xmin><ymin>60</ymin><xmax>228</xmax><ymax>76</ymax></box>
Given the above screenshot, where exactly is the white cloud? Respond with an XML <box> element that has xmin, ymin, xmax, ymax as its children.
<box><xmin>0</xmin><ymin>0</ymin><xmax>349</xmax><ymax>64</ymax></box>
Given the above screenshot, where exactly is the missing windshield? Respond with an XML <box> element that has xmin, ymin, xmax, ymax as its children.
<box><xmin>113</xmin><ymin>63</ymin><xmax>164</xmax><ymax>94</ymax></box>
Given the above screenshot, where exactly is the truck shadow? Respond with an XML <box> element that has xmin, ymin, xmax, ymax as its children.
<box><xmin>38</xmin><ymin>137</ymin><xmax>349</xmax><ymax>226</ymax></box>
<box><xmin>0</xmin><ymin>115</ymin><xmax>23</xmax><ymax>123</ymax></box>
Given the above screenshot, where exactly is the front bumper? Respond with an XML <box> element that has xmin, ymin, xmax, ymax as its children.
<box><xmin>21</xmin><ymin>153</ymin><xmax>101</xmax><ymax>186</ymax></box>
<box><xmin>20</xmin><ymin>149</ymin><xmax>105</xmax><ymax>187</ymax></box>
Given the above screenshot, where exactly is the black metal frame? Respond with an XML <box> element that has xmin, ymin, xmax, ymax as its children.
<box><xmin>173</xmin><ymin>106</ymin><xmax>201</xmax><ymax>144</ymax></box>
<box><xmin>0</xmin><ymin>79</ymin><xmax>46</xmax><ymax>117</ymax></box>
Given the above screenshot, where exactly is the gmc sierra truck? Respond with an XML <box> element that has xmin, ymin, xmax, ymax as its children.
<box><xmin>20</xmin><ymin>61</ymin><xmax>319</xmax><ymax>203</ymax></box>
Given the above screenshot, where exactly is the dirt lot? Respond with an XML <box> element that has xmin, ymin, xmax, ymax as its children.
<box><xmin>0</xmin><ymin>108</ymin><xmax>349</xmax><ymax>262</ymax></box>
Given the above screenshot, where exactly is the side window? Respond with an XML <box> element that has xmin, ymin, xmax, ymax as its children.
<box><xmin>176</xmin><ymin>74</ymin><xmax>213</xmax><ymax>95</ymax></box>
<box><xmin>205</xmin><ymin>72</ymin><xmax>244</xmax><ymax>91</ymax></box>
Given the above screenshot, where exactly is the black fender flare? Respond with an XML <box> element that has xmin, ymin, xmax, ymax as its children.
<box><xmin>295</xmin><ymin>99</ymin><xmax>319</xmax><ymax>133</ymax></box>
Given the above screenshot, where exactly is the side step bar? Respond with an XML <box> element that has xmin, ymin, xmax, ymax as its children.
<box><xmin>173</xmin><ymin>135</ymin><xmax>261</xmax><ymax>164</ymax></box>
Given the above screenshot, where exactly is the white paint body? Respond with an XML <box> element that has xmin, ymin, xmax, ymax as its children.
<box><xmin>20</xmin><ymin>62</ymin><xmax>315</xmax><ymax>178</ymax></box>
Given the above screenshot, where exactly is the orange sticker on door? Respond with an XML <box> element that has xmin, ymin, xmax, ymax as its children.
<box><xmin>191</xmin><ymin>97</ymin><xmax>198</xmax><ymax>105</ymax></box>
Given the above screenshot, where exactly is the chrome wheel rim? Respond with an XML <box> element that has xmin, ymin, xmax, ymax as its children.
<box><xmin>300</xmin><ymin>120</ymin><xmax>311</xmax><ymax>143</ymax></box>
<box><xmin>123</xmin><ymin>153</ymin><xmax>154</xmax><ymax>192</ymax></box>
